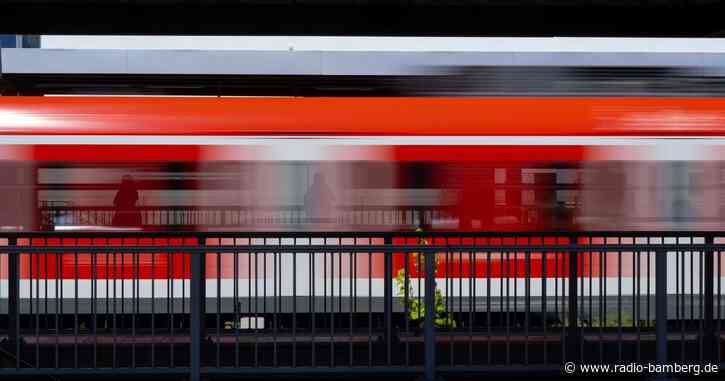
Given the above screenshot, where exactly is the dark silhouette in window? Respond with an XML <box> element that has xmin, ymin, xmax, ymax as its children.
<box><xmin>304</xmin><ymin>173</ymin><xmax>336</xmax><ymax>222</ymax></box>
<box><xmin>112</xmin><ymin>175</ymin><xmax>142</xmax><ymax>227</ymax></box>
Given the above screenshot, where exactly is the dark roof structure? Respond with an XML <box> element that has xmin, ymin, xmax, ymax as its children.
<box><xmin>2</xmin><ymin>0</ymin><xmax>725</xmax><ymax>37</ymax></box>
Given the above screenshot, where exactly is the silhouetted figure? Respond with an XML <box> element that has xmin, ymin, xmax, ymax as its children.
<box><xmin>552</xmin><ymin>201</ymin><xmax>572</xmax><ymax>229</ymax></box>
<box><xmin>112</xmin><ymin>175</ymin><xmax>142</xmax><ymax>227</ymax></box>
<box><xmin>304</xmin><ymin>173</ymin><xmax>335</xmax><ymax>221</ymax></box>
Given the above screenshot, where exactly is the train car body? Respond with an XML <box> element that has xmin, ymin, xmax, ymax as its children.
<box><xmin>0</xmin><ymin>96</ymin><xmax>724</xmax><ymax>320</ymax></box>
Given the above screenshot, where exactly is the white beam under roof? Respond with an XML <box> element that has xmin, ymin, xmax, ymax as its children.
<box><xmin>3</xmin><ymin>49</ymin><xmax>725</xmax><ymax>76</ymax></box>
<box><xmin>40</xmin><ymin>36</ymin><xmax>725</xmax><ymax>53</ymax></box>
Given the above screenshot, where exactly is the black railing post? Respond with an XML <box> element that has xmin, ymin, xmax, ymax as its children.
<box><xmin>190</xmin><ymin>248</ymin><xmax>203</xmax><ymax>381</ymax></box>
<box><xmin>383</xmin><ymin>235</ymin><xmax>393</xmax><ymax>366</ymax></box>
<box><xmin>566</xmin><ymin>242</ymin><xmax>579</xmax><ymax>362</ymax></box>
<box><xmin>424</xmin><ymin>247</ymin><xmax>436</xmax><ymax>381</ymax></box>
<box><xmin>200</xmin><ymin>247</ymin><xmax>206</xmax><ymax>341</ymax></box>
<box><xmin>7</xmin><ymin>237</ymin><xmax>20</xmax><ymax>364</ymax></box>
<box><xmin>655</xmin><ymin>249</ymin><xmax>668</xmax><ymax>369</ymax></box>
<box><xmin>704</xmin><ymin>234</ymin><xmax>715</xmax><ymax>362</ymax></box>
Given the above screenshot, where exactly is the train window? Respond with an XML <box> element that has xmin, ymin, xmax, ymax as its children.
<box><xmin>1</xmin><ymin>157</ymin><xmax>714</xmax><ymax>232</ymax></box>
<box><xmin>494</xmin><ymin>168</ymin><xmax>506</xmax><ymax>184</ymax></box>
<box><xmin>0</xmin><ymin>163</ymin><xmax>34</xmax><ymax>230</ymax></box>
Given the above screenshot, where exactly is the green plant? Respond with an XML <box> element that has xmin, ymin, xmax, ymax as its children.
<box><xmin>394</xmin><ymin>228</ymin><xmax>457</xmax><ymax>328</ymax></box>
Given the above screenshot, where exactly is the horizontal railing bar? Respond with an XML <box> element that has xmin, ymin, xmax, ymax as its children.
<box><xmin>40</xmin><ymin>205</ymin><xmax>448</xmax><ymax>211</ymax></box>
<box><xmin>435</xmin><ymin>366</ymin><xmax>569</xmax><ymax>375</ymax></box>
<box><xmin>203</xmin><ymin>367</ymin><xmax>422</xmax><ymax>374</ymax></box>
<box><xmin>0</xmin><ymin>366</ymin><xmax>567</xmax><ymax>376</ymax></box>
<box><xmin>0</xmin><ymin>368</ymin><xmax>191</xmax><ymax>376</ymax></box>
<box><xmin>1</xmin><ymin>244</ymin><xmax>723</xmax><ymax>253</ymax></box>
<box><xmin>0</xmin><ymin>367</ymin><xmax>422</xmax><ymax>376</ymax></box>
<box><xmin>0</xmin><ymin>230</ymin><xmax>722</xmax><ymax>238</ymax></box>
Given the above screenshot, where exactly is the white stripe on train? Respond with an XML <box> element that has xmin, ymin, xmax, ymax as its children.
<box><xmin>0</xmin><ymin>278</ymin><xmax>718</xmax><ymax>299</ymax></box>
<box><xmin>0</xmin><ymin>135</ymin><xmax>723</xmax><ymax>145</ymax></box>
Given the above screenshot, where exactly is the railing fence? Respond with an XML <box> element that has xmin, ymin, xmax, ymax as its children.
<box><xmin>0</xmin><ymin>231</ymin><xmax>724</xmax><ymax>380</ymax></box>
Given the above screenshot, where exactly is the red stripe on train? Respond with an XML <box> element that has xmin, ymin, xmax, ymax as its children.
<box><xmin>4</xmin><ymin>97</ymin><xmax>725</xmax><ymax>136</ymax></box>
<box><xmin>4</xmin><ymin>236</ymin><xmax>698</xmax><ymax>280</ymax></box>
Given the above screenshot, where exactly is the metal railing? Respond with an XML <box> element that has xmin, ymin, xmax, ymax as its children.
<box><xmin>39</xmin><ymin>205</ymin><xmax>455</xmax><ymax>230</ymax></box>
<box><xmin>1</xmin><ymin>231</ymin><xmax>724</xmax><ymax>380</ymax></box>
<box><xmin>38</xmin><ymin>204</ymin><xmax>558</xmax><ymax>230</ymax></box>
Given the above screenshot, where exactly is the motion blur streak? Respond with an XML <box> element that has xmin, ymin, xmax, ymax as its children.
<box><xmin>3</xmin><ymin>97</ymin><xmax>725</xmax><ymax>135</ymax></box>
<box><xmin>0</xmin><ymin>95</ymin><xmax>723</xmax><ymax>236</ymax></box>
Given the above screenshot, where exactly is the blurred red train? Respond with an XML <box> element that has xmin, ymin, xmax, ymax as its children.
<box><xmin>1</xmin><ymin>96</ymin><xmax>724</xmax><ymax>313</ymax></box>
